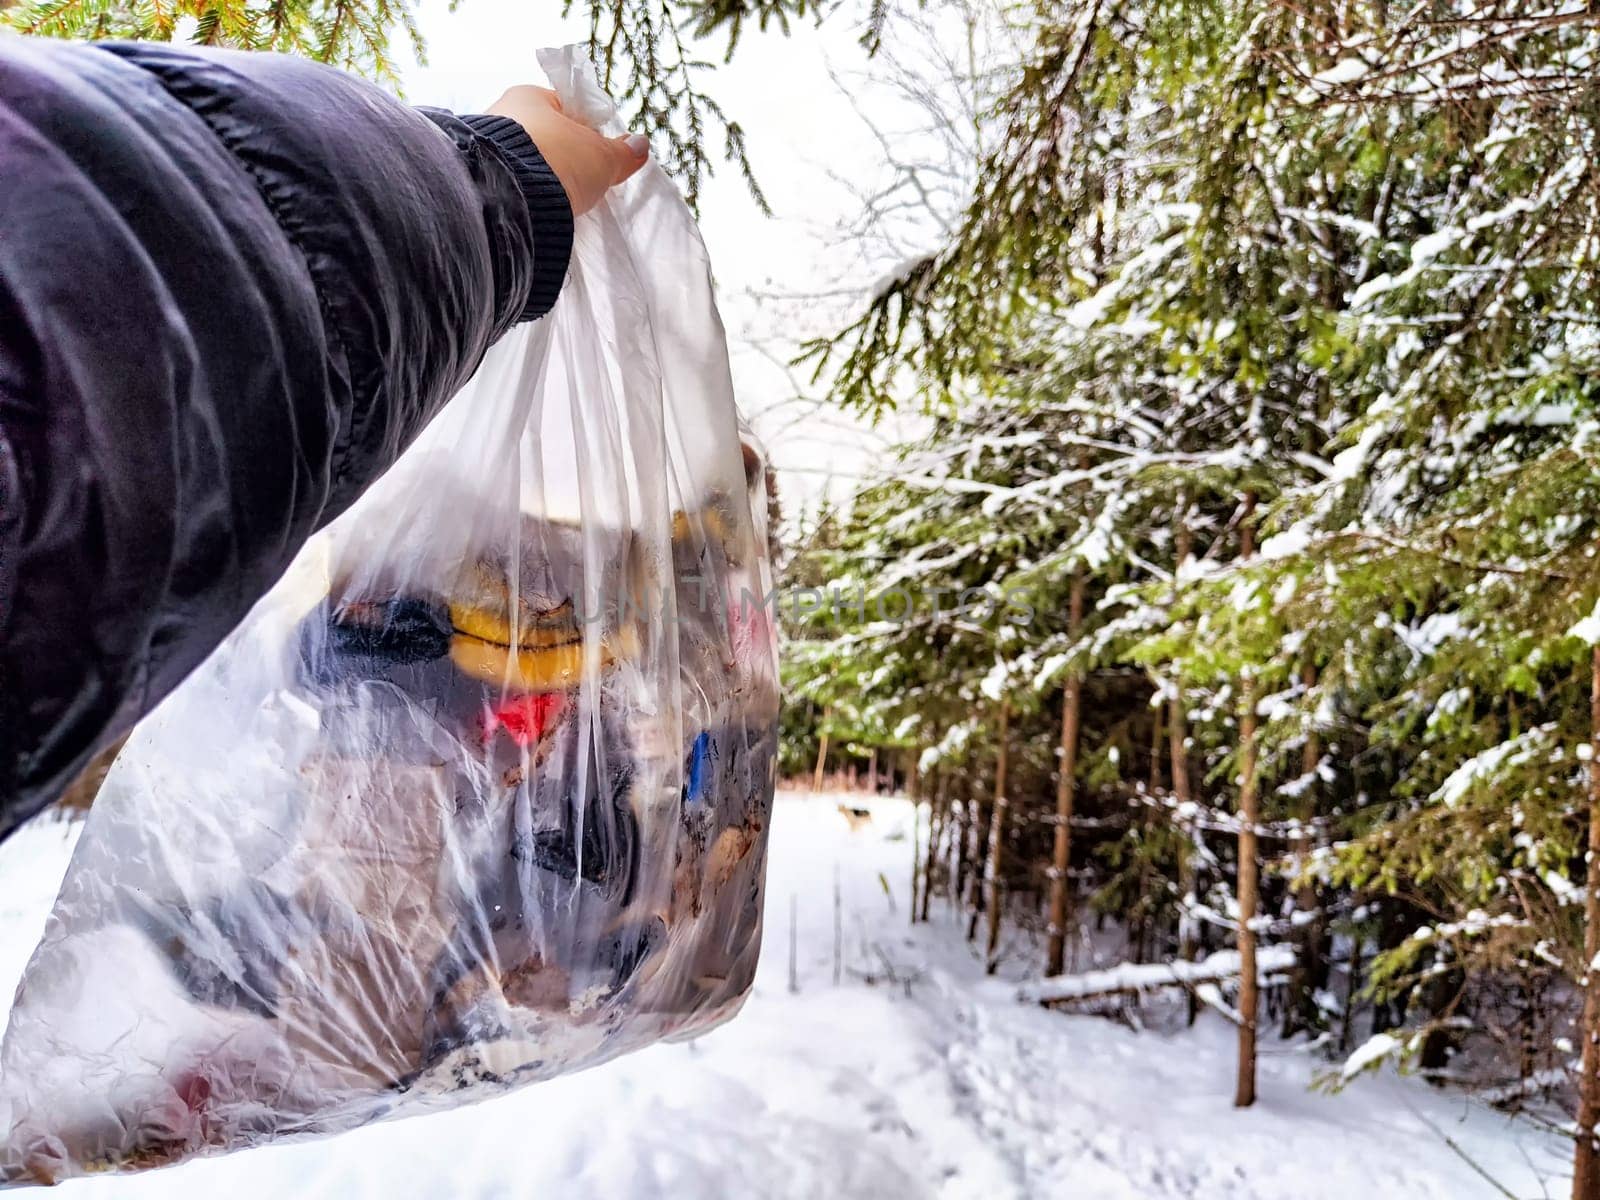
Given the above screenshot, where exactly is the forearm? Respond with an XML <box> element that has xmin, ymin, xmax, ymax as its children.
<box><xmin>0</xmin><ymin>38</ymin><xmax>572</xmax><ymax>830</ymax></box>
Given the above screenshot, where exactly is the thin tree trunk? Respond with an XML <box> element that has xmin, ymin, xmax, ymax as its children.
<box><xmin>1132</xmin><ymin>699</ymin><xmax>1163</xmax><ymax>965</ymax></box>
<box><xmin>812</xmin><ymin>712</ymin><xmax>831</xmax><ymax>794</ymax></box>
<box><xmin>1235</xmin><ymin>490</ymin><xmax>1261</xmax><ymax>1110</ymax></box>
<box><xmin>984</xmin><ymin>698</ymin><xmax>1012</xmax><ymax>974</ymax></box>
<box><xmin>1519</xmin><ymin>977</ymin><xmax>1540</xmax><ymax>1097</ymax></box>
<box><xmin>1170</xmin><ymin>516</ymin><xmax>1200</xmax><ymax>1023</ymax></box>
<box><xmin>1571</xmin><ymin>644</ymin><xmax>1600</xmax><ymax>1200</ymax></box>
<box><xmin>868</xmin><ymin>747</ymin><xmax>879</xmax><ymax>796</ymax></box>
<box><xmin>1370</xmin><ymin>902</ymin><xmax>1411</xmax><ymax>1035</ymax></box>
<box><xmin>1173</xmin><ymin>679</ymin><xmax>1200</xmax><ymax>1027</ymax></box>
<box><xmin>965</xmin><ymin>786</ymin><xmax>991</xmax><ymax>943</ymax></box>
<box><xmin>908</xmin><ymin>751</ymin><xmax>922</xmax><ymax>922</ymax></box>
<box><xmin>920</xmin><ymin>767</ymin><xmax>944</xmax><ymax>923</ymax></box>
<box><xmin>954</xmin><ymin>788</ymin><xmax>974</xmax><ymax>906</ymax></box>
<box><xmin>1285</xmin><ymin>660</ymin><xmax>1323</xmax><ymax>1038</ymax></box>
<box><xmin>1046</xmin><ymin>568</ymin><xmax>1088</xmax><ymax>977</ymax></box>
<box><xmin>1341</xmin><ymin>925</ymin><xmax>1363</xmax><ymax>1053</ymax></box>
<box><xmin>910</xmin><ymin>779</ymin><xmax>922</xmax><ymax>926</ymax></box>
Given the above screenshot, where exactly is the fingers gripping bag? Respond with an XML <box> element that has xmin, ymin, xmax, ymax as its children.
<box><xmin>0</xmin><ymin>47</ymin><xmax>780</xmax><ymax>1186</ymax></box>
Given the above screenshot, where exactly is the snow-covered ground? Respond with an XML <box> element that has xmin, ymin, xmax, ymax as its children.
<box><xmin>0</xmin><ymin>792</ymin><xmax>1565</xmax><ymax>1198</ymax></box>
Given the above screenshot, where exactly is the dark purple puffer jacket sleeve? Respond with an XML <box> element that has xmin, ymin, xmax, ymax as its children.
<box><xmin>0</xmin><ymin>37</ymin><xmax>575</xmax><ymax>835</ymax></box>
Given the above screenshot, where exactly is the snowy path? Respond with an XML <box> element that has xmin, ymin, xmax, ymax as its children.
<box><xmin>0</xmin><ymin>793</ymin><xmax>1566</xmax><ymax>1198</ymax></box>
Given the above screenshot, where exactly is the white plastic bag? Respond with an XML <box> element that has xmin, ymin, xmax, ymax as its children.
<box><xmin>0</xmin><ymin>47</ymin><xmax>779</xmax><ymax>1185</ymax></box>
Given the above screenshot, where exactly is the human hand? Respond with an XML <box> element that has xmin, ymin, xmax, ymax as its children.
<box><xmin>486</xmin><ymin>86</ymin><xmax>649</xmax><ymax>215</ymax></box>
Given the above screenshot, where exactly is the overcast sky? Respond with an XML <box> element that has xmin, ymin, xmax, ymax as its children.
<box><xmin>398</xmin><ymin>0</ymin><xmax>939</xmax><ymax>516</ymax></box>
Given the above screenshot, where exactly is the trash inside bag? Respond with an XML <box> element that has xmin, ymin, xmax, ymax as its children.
<box><xmin>0</xmin><ymin>47</ymin><xmax>779</xmax><ymax>1186</ymax></box>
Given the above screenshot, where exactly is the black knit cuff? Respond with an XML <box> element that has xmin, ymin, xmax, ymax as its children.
<box><xmin>460</xmin><ymin>114</ymin><xmax>574</xmax><ymax>322</ymax></box>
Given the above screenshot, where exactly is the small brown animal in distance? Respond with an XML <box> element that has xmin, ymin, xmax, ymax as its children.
<box><xmin>836</xmin><ymin>804</ymin><xmax>873</xmax><ymax>832</ymax></box>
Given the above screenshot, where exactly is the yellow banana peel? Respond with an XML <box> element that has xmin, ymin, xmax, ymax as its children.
<box><xmin>448</xmin><ymin>598</ymin><xmax>578</xmax><ymax>650</ymax></box>
<box><xmin>449</xmin><ymin>624</ymin><xmax>641</xmax><ymax>690</ymax></box>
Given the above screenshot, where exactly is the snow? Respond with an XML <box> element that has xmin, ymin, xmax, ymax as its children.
<box><xmin>1328</xmin><ymin>421</ymin><xmax>1386</xmax><ymax>484</ymax></box>
<box><xmin>1410</xmin><ymin>227</ymin><xmax>1463</xmax><ymax>265</ymax></box>
<box><xmin>0</xmin><ymin>796</ymin><xmax>1567</xmax><ymax>1199</ymax></box>
<box><xmin>1017</xmin><ymin>945</ymin><xmax>1296</xmax><ymax>1005</ymax></box>
<box><xmin>1312</xmin><ymin>57</ymin><xmax>1369</xmax><ymax>86</ymax></box>
<box><xmin>1341</xmin><ymin>1033</ymin><xmax>1402</xmax><ymax>1082</ymax></box>
<box><xmin>1032</xmin><ymin>651</ymin><xmax>1072</xmax><ymax>691</ymax></box>
<box><xmin>1569</xmin><ymin>598</ymin><xmax>1600</xmax><ymax>645</ymax></box>
<box><xmin>979</xmin><ymin>660</ymin><xmax>1009</xmax><ymax>701</ymax></box>
<box><xmin>1427</xmin><ymin>685</ymin><xmax>1472</xmax><ymax>731</ymax></box>
<box><xmin>1433</xmin><ymin>727</ymin><xmax>1551</xmax><ymax>807</ymax></box>
<box><xmin>1258</xmin><ymin>522</ymin><xmax>1314</xmax><ymax>561</ymax></box>
<box><xmin>1398</xmin><ymin>611</ymin><xmax>1466</xmax><ymax>658</ymax></box>
<box><xmin>1544</xmin><ymin>868</ymin><xmax>1583</xmax><ymax>906</ymax></box>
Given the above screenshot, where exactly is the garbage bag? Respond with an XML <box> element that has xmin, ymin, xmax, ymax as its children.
<box><xmin>0</xmin><ymin>46</ymin><xmax>780</xmax><ymax>1186</ymax></box>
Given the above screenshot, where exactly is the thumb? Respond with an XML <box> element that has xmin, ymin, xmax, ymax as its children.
<box><xmin>609</xmin><ymin>132</ymin><xmax>651</xmax><ymax>185</ymax></box>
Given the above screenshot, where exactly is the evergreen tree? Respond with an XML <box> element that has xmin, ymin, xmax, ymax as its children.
<box><xmin>783</xmin><ymin>0</ymin><xmax>1600</xmax><ymax>1164</ymax></box>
